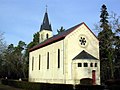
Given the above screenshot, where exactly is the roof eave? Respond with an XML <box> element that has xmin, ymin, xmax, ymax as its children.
<box><xmin>29</xmin><ymin>36</ymin><xmax>65</xmax><ymax>52</ymax></box>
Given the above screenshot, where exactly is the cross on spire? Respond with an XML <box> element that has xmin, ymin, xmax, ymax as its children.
<box><xmin>46</xmin><ymin>5</ymin><xmax>48</xmax><ymax>12</ymax></box>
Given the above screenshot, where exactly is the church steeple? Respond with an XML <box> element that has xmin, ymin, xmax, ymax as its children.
<box><xmin>39</xmin><ymin>7</ymin><xmax>53</xmax><ymax>43</ymax></box>
<box><xmin>40</xmin><ymin>8</ymin><xmax>52</xmax><ymax>31</ymax></box>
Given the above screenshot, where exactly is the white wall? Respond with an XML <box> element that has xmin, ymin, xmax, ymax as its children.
<box><xmin>29</xmin><ymin>40</ymin><xmax>65</xmax><ymax>83</ymax></box>
<box><xmin>64</xmin><ymin>24</ymin><xmax>100</xmax><ymax>85</ymax></box>
<box><xmin>72</xmin><ymin>60</ymin><xmax>100</xmax><ymax>84</ymax></box>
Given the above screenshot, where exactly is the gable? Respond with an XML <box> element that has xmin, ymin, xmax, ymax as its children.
<box><xmin>72</xmin><ymin>50</ymin><xmax>98</xmax><ymax>60</ymax></box>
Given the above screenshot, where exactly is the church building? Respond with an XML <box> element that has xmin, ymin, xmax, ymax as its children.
<box><xmin>29</xmin><ymin>10</ymin><xmax>100</xmax><ymax>85</ymax></box>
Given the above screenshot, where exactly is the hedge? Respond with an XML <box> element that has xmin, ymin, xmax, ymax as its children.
<box><xmin>80</xmin><ymin>78</ymin><xmax>93</xmax><ymax>85</ymax></box>
<box><xmin>1</xmin><ymin>79</ymin><xmax>46</xmax><ymax>90</ymax></box>
<box><xmin>75</xmin><ymin>85</ymin><xmax>104</xmax><ymax>90</ymax></box>
<box><xmin>1</xmin><ymin>79</ymin><xmax>105</xmax><ymax>90</ymax></box>
<box><xmin>1</xmin><ymin>79</ymin><xmax>73</xmax><ymax>90</ymax></box>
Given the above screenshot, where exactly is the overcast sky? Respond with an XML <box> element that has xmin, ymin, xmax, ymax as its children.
<box><xmin>0</xmin><ymin>0</ymin><xmax>120</xmax><ymax>45</ymax></box>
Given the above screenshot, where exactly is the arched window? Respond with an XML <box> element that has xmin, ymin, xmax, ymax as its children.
<box><xmin>41</xmin><ymin>34</ymin><xmax>43</xmax><ymax>41</ymax></box>
<box><xmin>46</xmin><ymin>34</ymin><xmax>49</xmax><ymax>39</ymax></box>
<box><xmin>58</xmin><ymin>49</ymin><xmax>60</xmax><ymax>68</ymax></box>
<box><xmin>39</xmin><ymin>55</ymin><xmax>41</xmax><ymax>70</ymax></box>
<box><xmin>95</xmin><ymin>63</ymin><xmax>97</xmax><ymax>67</ymax></box>
<box><xmin>90</xmin><ymin>63</ymin><xmax>93</xmax><ymax>67</ymax></box>
<box><xmin>47</xmin><ymin>52</ymin><xmax>49</xmax><ymax>69</ymax></box>
<box><xmin>32</xmin><ymin>57</ymin><xmax>34</xmax><ymax>71</ymax></box>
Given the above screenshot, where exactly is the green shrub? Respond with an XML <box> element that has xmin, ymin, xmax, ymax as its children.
<box><xmin>1</xmin><ymin>79</ymin><xmax>41</xmax><ymax>90</ymax></box>
<box><xmin>1</xmin><ymin>79</ymin><xmax>72</xmax><ymax>90</ymax></box>
<box><xmin>22</xmin><ymin>78</ymin><xmax>28</xmax><ymax>82</ymax></box>
<box><xmin>1</xmin><ymin>79</ymin><xmax>105</xmax><ymax>90</ymax></box>
<box><xmin>80</xmin><ymin>78</ymin><xmax>93</xmax><ymax>85</ymax></box>
<box><xmin>75</xmin><ymin>85</ymin><xmax>104</xmax><ymax>90</ymax></box>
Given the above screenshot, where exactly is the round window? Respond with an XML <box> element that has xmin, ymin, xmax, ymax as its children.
<box><xmin>79</xmin><ymin>35</ymin><xmax>88</xmax><ymax>47</ymax></box>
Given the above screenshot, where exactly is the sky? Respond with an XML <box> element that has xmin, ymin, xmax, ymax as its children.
<box><xmin>0</xmin><ymin>0</ymin><xmax>120</xmax><ymax>45</ymax></box>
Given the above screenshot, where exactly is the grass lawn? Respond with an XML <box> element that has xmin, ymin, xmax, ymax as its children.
<box><xmin>0</xmin><ymin>84</ymin><xmax>24</xmax><ymax>90</ymax></box>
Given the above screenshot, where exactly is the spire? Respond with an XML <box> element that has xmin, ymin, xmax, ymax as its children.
<box><xmin>40</xmin><ymin>6</ymin><xmax>52</xmax><ymax>31</ymax></box>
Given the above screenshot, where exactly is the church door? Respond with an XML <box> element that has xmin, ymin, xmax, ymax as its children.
<box><xmin>92</xmin><ymin>70</ymin><xmax>96</xmax><ymax>85</ymax></box>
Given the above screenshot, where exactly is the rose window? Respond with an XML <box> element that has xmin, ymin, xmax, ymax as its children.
<box><xmin>79</xmin><ymin>37</ymin><xmax>86</xmax><ymax>46</ymax></box>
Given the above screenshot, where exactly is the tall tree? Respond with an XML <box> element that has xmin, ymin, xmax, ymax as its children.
<box><xmin>0</xmin><ymin>32</ymin><xmax>6</xmax><ymax>77</ymax></box>
<box><xmin>2</xmin><ymin>41</ymin><xmax>27</xmax><ymax>79</ymax></box>
<box><xmin>109</xmin><ymin>12</ymin><xmax>120</xmax><ymax>79</ymax></box>
<box><xmin>27</xmin><ymin>32</ymin><xmax>39</xmax><ymax>50</ymax></box>
<box><xmin>3</xmin><ymin>44</ymin><xmax>15</xmax><ymax>78</ymax></box>
<box><xmin>57</xmin><ymin>26</ymin><xmax>65</xmax><ymax>34</ymax></box>
<box><xmin>0</xmin><ymin>32</ymin><xmax>6</xmax><ymax>54</ymax></box>
<box><xmin>100</xmin><ymin>4</ymin><xmax>109</xmax><ymax>28</ymax></box>
<box><xmin>98</xmin><ymin>4</ymin><xmax>115</xmax><ymax>82</ymax></box>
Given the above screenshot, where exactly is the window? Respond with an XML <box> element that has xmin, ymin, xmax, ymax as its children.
<box><xmin>90</xmin><ymin>63</ymin><xmax>93</xmax><ymax>67</ymax></box>
<box><xmin>32</xmin><ymin>57</ymin><xmax>34</xmax><ymax>71</ymax></box>
<box><xmin>46</xmin><ymin>34</ymin><xmax>49</xmax><ymax>39</ymax></box>
<box><xmin>41</xmin><ymin>34</ymin><xmax>43</xmax><ymax>41</ymax></box>
<box><xmin>39</xmin><ymin>55</ymin><xmax>41</xmax><ymax>70</ymax></box>
<box><xmin>47</xmin><ymin>52</ymin><xmax>49</xmax><ymax>69</ymax></box>
<box><xmin>58</xmin><ymin>49</ymin><xmax>60</xmax><ymax>68</ymax></box>
<box><xmin>79</xmin><ymin>37</ymin><xmax>86</xmax><ymax>46</ymax></box>
<box><xmin>95</xmin><ymin>63</ymin><xmax>97</xmax><ymax>67</ymax></box>
<box><xmin>84</xmin><ymin>63</ymin><xmax>88</xmax><ymax>67</ymax></box>
<box><xmin>78</xmin><ymin>63</ymin><xmax>82</xmax><ymax>67</ymax></box>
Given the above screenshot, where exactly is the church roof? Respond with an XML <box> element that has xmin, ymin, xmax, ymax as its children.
<box><xmin>72</xmin><ymin>50</ymin><xmax>98</xmax><ymax>60</ymax></box>
<box><xmin>40</xmin><ymin>11</ymin><xmax>52</xmax><ymax>31</ymax></box>
<box><xmin>29</xmin><ymin>22</ymin><xmax>98</xmax><ymax>52</ymax></box>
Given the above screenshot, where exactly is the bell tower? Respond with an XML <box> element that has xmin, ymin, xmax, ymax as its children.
<box><xmin>39</xmin><ymin>7</ymin><xmax>53</xmax><ymax>43</ymax></box>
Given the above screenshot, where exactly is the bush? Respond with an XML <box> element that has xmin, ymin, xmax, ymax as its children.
<box><xmin>1</xmin><ymin>79</ymin><xmax>73</xmax><ymax>90</ymax></box>
<box><xmin>80</xmin><ymin>78</ymin><xmax>93</xmax><ymax>85</ymax></box>
<box><xmin>75</xmin><ymin>85</ymin><xmax>104</xmax><ymax>90</ymax></box>
<box><xmin>1</xmin><ymin>79</ymin><xmax>105</xmax><ymax>90</ymax></box>
<box><xmin>1</xmin><ymin>79</ymin><xmax>42</xmax><ymax>90</ymax></box>
<box><xmin>22</xmin><ymin>78</ymin><xmax>28</xmax><ymax>82</ymax></box>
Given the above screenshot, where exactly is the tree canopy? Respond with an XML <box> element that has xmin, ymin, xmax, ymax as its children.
<box><xmin>57</xmin><ymin>26</ymin><xmax>65</xmax><ymax>34</ymax></box>
<box><xmin>97</xmin><ymin>4</ymin><xmax>120</xmax><ymax>83</ymax></box>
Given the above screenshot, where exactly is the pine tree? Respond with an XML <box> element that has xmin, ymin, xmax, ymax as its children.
<box><xmin>57</xmin><ymin>26</ymin><xmax>65</xmax><ymax>34</ymax></box>
<box><xmin>100</xmin><ymin>4</ymin><xmax>109</xmax><ymax>29</ymax></box>
<box><xmin>98</xmin><ymin>4</ymin><xmax>114</xmax><ymax>82</ymax></box>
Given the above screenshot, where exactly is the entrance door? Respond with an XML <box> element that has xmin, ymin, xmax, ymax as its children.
<box><xmin>92</xmin><ymin>70</ymin><xmax>96</xmax><ymax>85</ymax></box>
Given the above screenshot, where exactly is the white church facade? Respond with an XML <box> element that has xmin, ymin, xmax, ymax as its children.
<box><xmin>29</xmin><ymin>11</ymin><xmax>100</xmax><ymax>85</ymax></box>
